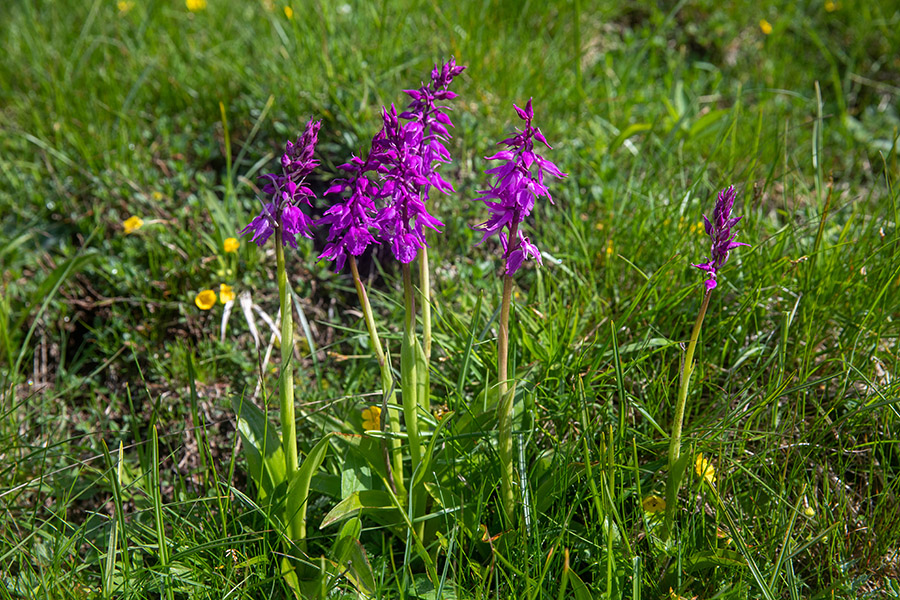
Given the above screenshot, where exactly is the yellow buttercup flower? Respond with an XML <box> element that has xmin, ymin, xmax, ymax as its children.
<box><xmin>642</xmin><ymin>494</ymin><xmax>666</xmax><ymax>513</ymax></box>
<box><xmin>219</xmin><ymin>284</ymin><xmax>235</xmax><ymax>304</ymax></box>
<box><xmin>117</xmin><ymin>0</ymin><xmax>134</xmax><ymax>14</ymax></box>
<box><xmin>186</xmin><ymin>0</ymin><xmax>207</xmax><ymax>12</ymax></box>
<box><xmin>123</xmin><ymin>216</ymin><xmax>144</xmax><ymax>234</ymax></box>
<box><xmin>224</xmin><ymin>237</ymin><xmax>240</xmax><ymax>253</ymax></box>
<box><xmin>195</xmin><ymin>290</ymin><xmax>216</xmax><ymax>310</ymax></box>
<box><xmin>283</xmin><ymin>5</ymin><xmax>293</xmax><ymax>19</ymax></box>
<box><xmin>824</xmin><ymin>1</ymin><xmax>837</xmax><ymax>11</ymax></box>
<box><xmin>361</xmin><ymin>406</ymin><xmax>382</xmax><ymax>431</ymax></box>
<box><xmin>695</xmin><ymin>453</ymin><xmax>716</xmax><ymax>485</ymax></box>
<box><xmin>759</xmin><ymin>19</ymin><xmax>773</xmax><ymax>35</ymax></box>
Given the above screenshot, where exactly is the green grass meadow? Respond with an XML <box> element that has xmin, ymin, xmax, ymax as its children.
<box><xmin>2</xmin><ymin>0</ymin><xmax>900</xmax><ymax>597</ymax></box>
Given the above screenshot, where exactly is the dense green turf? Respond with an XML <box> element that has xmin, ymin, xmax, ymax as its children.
<box><xmin>2</xmin><ymin>0</ymin><xmax>899</xmax><ymax>598</ymax></box>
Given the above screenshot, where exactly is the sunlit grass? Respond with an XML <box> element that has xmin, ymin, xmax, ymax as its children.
<box><xmin>1</xmin><ymin>0</ymin><xmax>899</xmax><ymax>598</ymax></box>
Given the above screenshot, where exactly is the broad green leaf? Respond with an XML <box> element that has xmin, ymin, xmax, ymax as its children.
<box><xmin>320</xmin><ymin>490</ymin><xmax>397</xmax><ymax>529</ymax></box>
<box><xmin>567</xmin><ymin>566</ymin><xmax>593</xmax><ymax>600</ymax></box>
<box><xmin>331</xmin><ymin>520</ymin><xmax>376</xmax><ymax>596</ymax></box>
<box><xmin>232</xmin><ymin>396</ymin><xmax>286</xmax><ymax>504</ymax></box>
<box><xmin>286</xmin><ymin>433</ymin><xmax>334</xmax><ymax>538</ymax></box>
<box><xmin>341</xmin><ymin>446</ymin><xmax>374</xmax><ymax>498</ymax></box>
<box><xmin>334</xmin><ymin>433</ymin><xmax>392</xmax><ymax>490</ymax></box>
<box><xmin>331</xmin><ymin>517</ymin><xmax>362</xmax><ymax>564</ymax></box>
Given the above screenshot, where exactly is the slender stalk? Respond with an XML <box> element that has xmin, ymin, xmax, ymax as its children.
<box><xmin>417</xmin><ymin>247</ymin><xmax>432</xmax><ymax>414</ymax></box>
<box><xmin>400</xmin><ymin>264</ymin><xmax>425</xmax><ymax>538</ymax></box>
<box><xmin>497</xmin><ymin>272</ymin><xmax>516</xmax><ymax>524</ymax></box>
<box><xmin>275</xmin><ymin>229</ymin><xmax>300</xmax><ymax>539</ymax></box>
<box><xmin>663</xmin><ymin>288</ymin><xmax>712</xmax><ymax>540</ymax></box>
<box><xmin>401</xmin><ymin>264</ymin><xmax>422</xmax><ymax>467</ymax></box>
<box><xmin>349</xmin><ymin>256</ymin><xmax>405</xmax><ymax>495</ymax></box>
<box><xmin>419</xmin><ymin>246</ymin><xmax>433</xmax><ymax>361</ymax></box>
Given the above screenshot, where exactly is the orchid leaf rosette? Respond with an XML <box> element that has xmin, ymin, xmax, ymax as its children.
<box><xmin>474</xmin><ymin>99</ymin><xmax>566</xmax><ymax>522</ymax></box>
<box><xmin>663</xmin><ymin>184</ymin><xmax>750</xmax><ymax>541</ymax></box>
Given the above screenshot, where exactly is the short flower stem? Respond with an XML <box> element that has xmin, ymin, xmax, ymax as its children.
<box><xmin>497</xmin><ymin>272</ymin><xmax>516</xmax><ymax>524</ymax></box>
<box><xmin>664</xmin><ymin>287</ymin><xmax>712</xmax><ymax>540</ymax></box>
<box><xmin>275</xmin><ymin>229</ymin><xmax>302</xmax><ymax>544</ymax></box>
<box><xmin>349</xmin><ymin>256</ymin><xmax>405</xmax><ymax>496</ymax></box>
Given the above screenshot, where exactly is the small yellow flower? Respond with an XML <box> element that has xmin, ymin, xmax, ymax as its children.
<box><xmin>361</xmin><ymin>406</ymin><xmax>382</xmax><ymax>431</ymax></box>
<box><xmin>803</xmin><ymin>506</ymin><xmax>816</xmax><ymax>517</ymax></box>
<box><xmin>123</xmin><ymin>216</ymin><xmax>144</xmax><ymax>234</ymax></box>
<box><xmin>824</xmin><ymin>0</ymin><xmax>837</xmax><ymax>11</ymax></box>
<box><xmin>117</xmin><ymin>0</ymin><xmax>134</xmax><ymax>14</ymax></box>
<box><xmin>224</xmin><ymin>237</ymin><xmax>240</xmax><ymax>253</ymax></box>
<box><xmin>283</xmin><ymin>5</ymin><xmax>293</xmax><ymax>19</ymax></box>
<box><xmin>759</xmin><ymin>19</ymin><xmax>773</xmax><ymax>35</ymax></box>
<box><xmin>605</xmin><ymin>240</ymin><xmax>614</xmax><ymax>258</ymax></box>
<box><xmin>186</xmin><ymin>0</ymin><xmax>207</xmax><ymax>12</ymax></box>
<box><xmin>642</xmin><ymin>494</ymin><xmax>666</xmax><ymax>513</ymax></box>
<box><xmin>195</xmin><ymin>290</ymin><xmax>216</xmax><ymax>310</ymax></box>
<box><xmin>219</xmin><ymin>284</ymin><xmax>235</xmax><ymax>304</ymax></box>
<box><xmin>695</xmin><ymin>453</ymin><xmax>716</xmax><ymax>485</ymax></box>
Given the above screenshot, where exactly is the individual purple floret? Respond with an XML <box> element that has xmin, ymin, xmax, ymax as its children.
<box><xmin>692</xmin><ymin>185</ymin><xmax>750</xmax><ymax>290</ymax></box>
<box><xmin>241</xmin><ymin>118</ymin><xmax>321</xmax><ymax>248</ymax></box>
<box><xmin>474</xmin><ymin>99</ymin><xmax>566</xmax><ymax>276</ymax></box>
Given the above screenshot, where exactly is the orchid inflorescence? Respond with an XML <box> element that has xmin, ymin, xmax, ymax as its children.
<box><xmin>319</xmin><ymin>58</ymin><xmax>466</xmax><ymax>270</ymax></box>
<box><xmin>692</xmin><ymin>185</ymin><xmax>749</xmax><ymax>291</ymax></box>
<box><xmin>240</xmin><ymin>118</ymin><xmax>321</xmax><ymax>249</ymax></box>
<box><xmin>473</xmin><ymin>99</ymin><xmax>566</xmax><ymax>276</ymax></box>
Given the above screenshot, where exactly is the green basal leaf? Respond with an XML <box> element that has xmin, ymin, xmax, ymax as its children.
<box><xmin>232</xmin><ymin>396</ymin><xmax>286</xmax><ymax>504</ymax></box>
<box><xmin>320</xmin><ymin>490</ymin><xmax>397</xmax><ymax>529</ymax></box>
<box><xmin>286</xmin><ymin>433</ymin><xmax>334</xmax><ymax>539</ymax></box>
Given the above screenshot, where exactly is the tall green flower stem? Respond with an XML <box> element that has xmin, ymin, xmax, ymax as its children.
<box><xmin>419</xmin><ymin>247</ymin><xmax>433</xmax><ymax>363</ymax></box>
<box><xmin>417</xmin><ymin>248</ymin><xmax>432</xmax><ymax>418</ymax></box>
<box><xmin>663</xmin><ymin>287</ymin><xmax>712</xmax><ymax>540</ymax></box>
<box><xmin>400</xmin><ymin>263</ymin><xmax>426</xmax><ymax>537</ymax></box>
<box><xmin>497</xmin><ymin>266</ymin><xmax>517</xmax><ymax>524</ymax></box>
<box><xmin>274</xmin><ymin>229</ymin><xmax>302</xmax><ymax>544</ymax></box>
<box><xmin>348</xmin><ymin>256</ymin><xmax>405</xmax><ymax>495</ymax></box>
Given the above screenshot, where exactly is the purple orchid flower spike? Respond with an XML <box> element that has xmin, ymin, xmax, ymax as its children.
<box><xmin>241</xmin><ymin>117</ymin><xmax>321</xmax><ymax>248</ymax></box>
<box><xmin>317</xmin><ymin>59</ymin><xmax>465</xmax><ymax>269</ymax></box>
<box><xmin>474</xmin><ymin>98</ymin><xmax>566</xmax><ymax>275</ymax></box>
<box><xmin>692</xmin><ymin>185</ymin><xmax>750</xmax><ymax>290</ymax></box>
